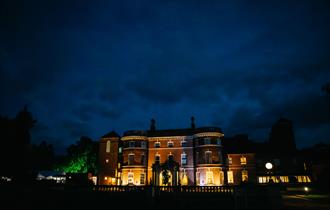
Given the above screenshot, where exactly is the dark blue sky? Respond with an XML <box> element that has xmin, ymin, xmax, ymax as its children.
<box><xmin>1</xmin><ymin>0</ymin><xmax>330</xmax><ymax>154</ymax></box>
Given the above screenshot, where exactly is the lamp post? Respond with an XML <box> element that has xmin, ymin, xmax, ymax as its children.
<box><xmin>265</xmin><ymin>162</ymin><xmax>273</xmax><ymax>183</ymax></box>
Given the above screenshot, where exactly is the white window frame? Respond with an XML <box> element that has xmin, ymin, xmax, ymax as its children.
<box><xmin>140</xmin><ymin>173</ymin><xmax>145</xmax><ymax>185</ymax></box>
<box><xmin>106</xmin><ymin>141</ymin><xmax>111</xmax><ymax>153</ymax></box>
<box><xmin>181</xmin><ymin>140</ymin><xmax>187</xmax><ymax>147</ymax></box>
<box><xmin>128</xmin><ymin>172</ymin><xmax>134</xmax><ymax>184</ymax></box>
<box><xmin>167</xmin><ymin>141</ymin><xmax>174</xmax><ymax>147</ymax></box>
<box><xmin>154</xmin><ymin>141</ymin><xmax>161</xmax><ymax>148</ymax></box>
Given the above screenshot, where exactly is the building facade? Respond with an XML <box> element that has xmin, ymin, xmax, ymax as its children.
<box><xmin>98</xmin><ymin>119</ymin><xmax>256</xmax><ymax>186</ymax></box>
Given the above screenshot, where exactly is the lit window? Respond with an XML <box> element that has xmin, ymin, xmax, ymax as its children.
<box><xmin>181</xmin><ymin>141</ymin><xmax>187</xmax><ymax>147</ymax></box>
<box><xmin>129</xmin><ymin>141</ymin><xmax>135</xmax><ymax>148</ymax></box>
<box><xmin>205</xmin><ymin>151</ymin><xmax>212</xmax><ymax>164</ymax></box>
<box><xmin>240</xmin><ymin>156</ymin><xmax>247</xmax><ymax>165</ymax></box>
<box><xmin>204</xmin><ymin>137</ymin><xmax>211</xmax><ymax>145</ymax></box>
<box><xmin>227</xmin><ymin>171</ymin><xmax>234</xmax><ymax>184</ymax></box>
<box><xmin>128</xmin><ymin>172</ymin><xmax>134</xmax><ymax>184</ymax></box>
<box><xmin>104</xmin><ymin>177</ymin><xmax>108</xmax><ymax>180</ymax></box>
<box><xmin>167</xmin><ymin>141</ymin><xmax>174</xmax><ymax>147</ymax></box>
<box><xmin>154</xmin><ymin>141</ymin><xmax>161</xmax><ymax>148</ymax></box>
<box><xmin>228</xmin><ymin>157</ymin><xmax>232</xmax><ymax>164</ymax></box>
<box><xmin>128</xmin><ymin>154</ymin><xmax>134</xmax><ymax>165</ymax></box>
<box><xmin>106</xmin><ymin>141</ymin><xmax>111</xmax><ymax>153</ymax></box>
<box><xmin>105</xmin><ymin>159</ymin><xmax>109</xmax><ymax>163</ymax></box>
<box><xmin>155</xmin><ymin>155</ymin><xmax>160</xmax><ymax>164</ymax></box>
<box><xmin>140</xmin><ymin>173</ymin><xmax>145</xmax><ymax>185</ymax></box>
<box><xmin>206</xmin><ymin>171</ymin><xmax>214</xmax><ymax>185</ymax></box>
<box><xmin>119</xmin><ymin>147</ymin><xmax>122</xmax><ymax>153</ymax></box>
<box><xmin>141</xmin><ymin>141</ymin><xmax>147</xmax><ymax>148</ymax></box>
<box><xmin>181</xmin><ymin>153</ymin><xmax>187</xmax><ymax>165</ymax></box>
<box><xmin>242</xmin><ymin>170</ymin><xmax>248</xmax><ymax>182</ymax></box>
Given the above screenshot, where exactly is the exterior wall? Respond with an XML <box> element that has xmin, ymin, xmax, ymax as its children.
<box><xmin>121</xmin><ymin>168</ymin><xmax>147</xmax><ymax>186</ymax></box>
<box><xmin>227</xmin><ymin>153</ymin><xmax>256</xmax><ymax>185</ymax></box>
<box><xmin>98</xmin><ymin>137</ymin><xmax>119</xmax><ymax>185</ymax></box>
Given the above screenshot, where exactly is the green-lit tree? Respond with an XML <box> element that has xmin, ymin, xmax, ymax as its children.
<box><xmin>55</xmin><ymin>136</ymin><xmax>98</xmax><ymax>174</ymax></box>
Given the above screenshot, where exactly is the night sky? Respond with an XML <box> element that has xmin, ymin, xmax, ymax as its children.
<box><xmin>1</xmin><ymin>0</ymin><xmax>330</xmax><ymax>154</ymax></box>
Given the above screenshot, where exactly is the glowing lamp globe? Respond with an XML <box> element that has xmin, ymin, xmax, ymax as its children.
<box><xmin>265</xmin><ymin>162</ymin><xmax>273</xmax><ymax>170</ymax></box>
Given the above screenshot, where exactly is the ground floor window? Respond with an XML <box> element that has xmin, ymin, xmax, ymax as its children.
<box><xmin>227</xmin><ymin>171</ymin><xmax>234</xmax><ymax>184</ymax></box>
<box><xmin>206</xmin><ymin>171</ymin><xmax>214</xmax><ymax>185</ymax></box>
<box><xmin>128</xmin><ymin>172</ymin><xmax>134</xmax><ymax>184</ymax></box>
<box><xmin>242</xmin><ymin>170</ymin><xmax>248</xmax><ymax>182</ymax></box>
<box><xmin>140</xmin><ymin>173</ymin><xmax>145</xmax><ymax>185</ymax></box>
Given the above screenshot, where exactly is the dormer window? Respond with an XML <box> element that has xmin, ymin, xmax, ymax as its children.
<box><xmin>167</xmin><ymin>141</ymin><xmax>174</xmax><ymax>147</ymax></box>
<box><xmin>154</xmin><ymin>141</ymin><xmax>161</xmax><ymax>148</ymax></box>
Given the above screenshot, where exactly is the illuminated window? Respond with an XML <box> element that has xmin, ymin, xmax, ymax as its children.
<box><xmin>206</xmin><ymin>171</ymin><xmax>214</xmax><ymax>185</ymax></box>
<box><xmin>204</xmin><ymin>137</ymin><xmax>211</xmax><ymax>145</ymax></box>
<box><xmin>155</xmin><ymin>155</ymin><xmax>160</xmax><ymax>164</ymax></box>
<box><xmin>167</xmin><ymin>141</ymin><xmax>174</xmax><ymax>147</ymax></box>
<box><xmin>106</xmin><ymin>141</ymin><xmax>111</xmax><ymax>153</ymax></box>
<box><xmin>128</xmin><ymin>172</ymin><xmax>134</xmax><ymax>184</ymax></box>
<box><xmin>128</xmin><ymin>154</ymin><xmax>134</xmax><ymax>165</ymax></box>
<box><xmin>242</xmin><ymin>170</ymin><xmax>248</xmax><ymax>182</ymax></box>
<box><xmin>154</xmin><ymin>141</ymin><xmax>161</xmax><ymax>148</ymax></box>
<box><xmin>119</xmin><ymin>147</ymin><xmax>122</xmax><ymax>153</ymax></box>
<box><xmin>228</xmin><ymin>157</ymin><xmax>232</xmax><ymax>165</ymax></box>
<box><xmin>129</xmin><ymin>141</ymin><xmax>135</xmax><ymax>148</ymax></box>
<box><xmin>181</xmin><ymin>170</ymin><xmax>188</xmax><ymax>186</ymax></box>
<box><xmin>181</xmin><ymin>153</ymin><xmax>187</xmax><ymax>165</ymax></box>
<box><xmin>105</xmin><ymin>159</ymin><xmax>109</xmax><ymax>163</ymax></box>
<box><xmin>141</xmin><ymin>141</ymin><xmax>147</xmax><ymax>148</ymax></box>
<box><xmin>227</xmin><ymin>171</ymin><xmax>234</xmax><ymax>184</ymax></box>
<box><xmin>217</xmin><ymin>138</ymin><xmax>221</xmax><ymax>145</ymax></box>
<box><xmin>140</xmin><ymin>173</ymin><xmax>145</xmax><ymax>185</ymax></box>
<box><xmin>205</xmin><ymin>151</ymin><xmax>212</xmax><ymax>164</ymax></box>
<box><xmin>240</xmin><ymin>156</ymin><xmax>247</xmax><ymax>165</ymax></box>
<box><xmin>196</xmin><ymin>171</ymin><xmax>200</xmax><ymax>185</ymax></box>
<box><xmin>181</xmin><ymin>141</ymin><xmax>187</xmax><ymax>147</ymax></box>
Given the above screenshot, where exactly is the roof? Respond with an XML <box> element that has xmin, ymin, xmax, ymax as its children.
<box><xmin>101</xmin><ymin>131</ymin><xmax>120</xmax><ymax>138</ymax></box>
<box><xmin>123</xmin><ymin>127</ymin><xmax>223</xmax><ymax>137</ymax></box>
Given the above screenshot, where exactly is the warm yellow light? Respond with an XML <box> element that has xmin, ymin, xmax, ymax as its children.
<box><xmin>104</xmin><ymin>177</ymin><xmax>108</xmax><ymax>180</ymax></box>
<box><xmin>265</xmin><ymin>162</ymin><xmax>273</xmax><ymax>170</ymax></box>
<box><xmin>304</xmin><ymin>187</ymin><xmax>309</xmax><ymax>192</ymax></box>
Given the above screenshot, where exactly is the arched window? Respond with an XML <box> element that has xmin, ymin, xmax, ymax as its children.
<box><xmin>106</xmin><ymin>141</ymin><xmax>111</xmax><ymax>153</ymax></box>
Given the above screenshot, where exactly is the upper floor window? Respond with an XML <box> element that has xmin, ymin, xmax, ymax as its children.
<box><xmin>129</xmin><ymin>141</ymin><xmax>135</xmax><ymax>148</ymax></box>
<box><xmin>167</xmin><ymin>141</ymin><xmax>174</xmax><ymax>147</ymax></box>
<box><xmin>106</xmin><ymin>141</ymin><xmax>111</xmax><ymax>153</ymax></box>
<box><xmin>228</xmin><ymin>157</ymin><xmax>233</xmax><ymax>165</ymax></box>
<box><xmin>205</xmin><ymin>151</ymin><xmax>212</xmax><ymax>164</ymax></box>
<box><xmin>141</xmin><ymin>141</ymin><xmax>147</xmax><ymax>148</ymax></box>
<box><xmin>128</xmin><ymin>154</ymin><xmax>135</xmax><ymax>165</ymax></box>
<box><xmin>217</xmin><ymin>138</ymin><xmax>221</xmax><ymax>145</ymax></box>
<box><xmin>141</xmin><ymin>154</ymin><xmax>146</xmax><ymax>165</ymax></box>
<box><xmin>154</xmin><ymin>141</ymin><xmax>161</xmax><ymax>148</ymax></box>
<box><xmin>119</xmin><ymin>147</ymin><xmax>122</xmax><ymax>153</ymax></box>
<box><xmin>155</xmin><ymin>155</ymin><xmax>160</xmax><ymax>164</ymax></box>
<box><xmin>168</xmin><ymin>154</ymin><xmax>174</xmax><ymax>162</ymax></box>
<box><xmin>240</xmin><ymin>156</ymin><xmax>247</xmax><ymax>165</ymax></box>
<box><xmin>181</xmin><ymin>153</ymin><xmax>187</xmax><ymax>165</ymax></box>
<box><xmin>181</xmin><ymin>140</ymin><xmax>187</xmax><ymax>147</ymax></box>
<box><xmin>204</xmin><ymin>137</ymin><xmax>211</xmax><ymax>145</ymax></box>
<box><xmin>227</xmin><ymin>171</ymin><xmax>234</xmax><ymax>184</ymax></box>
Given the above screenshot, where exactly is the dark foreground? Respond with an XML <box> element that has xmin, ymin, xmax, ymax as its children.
<box><xmin>1</xmin><ymin>184</ymin><xmax>328</xmax><ymax>210</ymax></box>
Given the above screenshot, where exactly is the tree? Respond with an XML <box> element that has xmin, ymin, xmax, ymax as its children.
<box><xmin>55</xmin><ymin>136</ymin><xmax>98</xmax><ymax>174</ymax></box>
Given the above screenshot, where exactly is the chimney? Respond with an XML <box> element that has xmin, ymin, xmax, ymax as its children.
<box><xmin>150</xmin><ymin>118</ymin><xmax>156</xmax><ymax>131</ymax></box>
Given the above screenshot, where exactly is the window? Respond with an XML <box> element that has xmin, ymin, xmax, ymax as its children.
<box><xmin>168</xmin><ymin>154</ymin><xmax>174</xmax><ymax>162</ymax></box>
<box><xmin>167</xmin><ymin>141</ymin><xmax>174</xmax><ymax>147</ymax></box>
<box><xmin>181</xmin><ymin>141</ymin><xmax>187</xmax><ymax>147</ymax></box>
<box><xmin>140</xmin><ymin>173</ymin><xmax>145</xmax><ymax>185</ymax></box>
<box><xmin>196</xmin><ymin>171</ymin><xmax>200</xmax><ymax>185</ymax></box>
<box><xmin>242</xmin><ymin>170</ymin><xmax>248</xmax><ymax>182</ymax></box>
<box><xmin>154</xmin><ymin>141</ymin><xmax>160</xmax><ymax>148</ymax></box>
<box><xmin>227</xmin><ymin>171</ymin><xmax>234</xmax><ymax>184</ymax></box>
<box><xmin>128</xmin><ymin>154</ymin><xmax>134</xmax><ymax>165</ymax></box>
<box><xmin>129</xmin><ymin>141</ymin><xmax>135</xmax><ymax>148</ymax></box>
<box><xmin>204</xmin><ymin>137</ymin><xmax>211</xmax><ymax>145</ymax></box>
<box><xmin>155</xmin><ymin>155</ymin><xmax>160</xmax><ymax>164</ymax></box>
<box><xmin>181</xmin><ymin>153</ymin><xmax>187</xmax><ymax>165</ymax></box>
<box><xmin>141</xmin><ymin>141</ymin><xmax>147</xmax><ymax>148</ymax></box>
<box><xmin>240</xmin><ymin>156</ymin><xmax>247</xmax><ymax>165</ymax></box>
<box><xmin>128</xmin><ymin>172</ymin><xmax>134</xmax><ymax>184</ymax></box>
<box><xmin>106</xmin><ymin>141</ymin><xmax>111</xmax><ymax>153</ymax></box>
<box><xmin>119</xmin><ymin>147</ymin><xmax>122</xmax><ymax>153</ymax></box>
<box><xmin>141</xmin><ymin>154</ymin><xmax>145</xmax><ymax>165</ymax></box>
<box><xmin>206</xmin><ymin>171</ymin><xmax>214</xmax><ymax>185</ymax></box>
<box><xmin>228</xmin><ymin>157</ymin><xmax>232</xmax><ymax>165</ymax></box>
<box><xmin>217</xmin><ymin>138</ymin><xmax>221</xmax><ymax>145</ymax></box>
<box><xmin>205</xmin><ymin>151</ymin><xmax>212</xmax><ymax>164</ymax></box>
